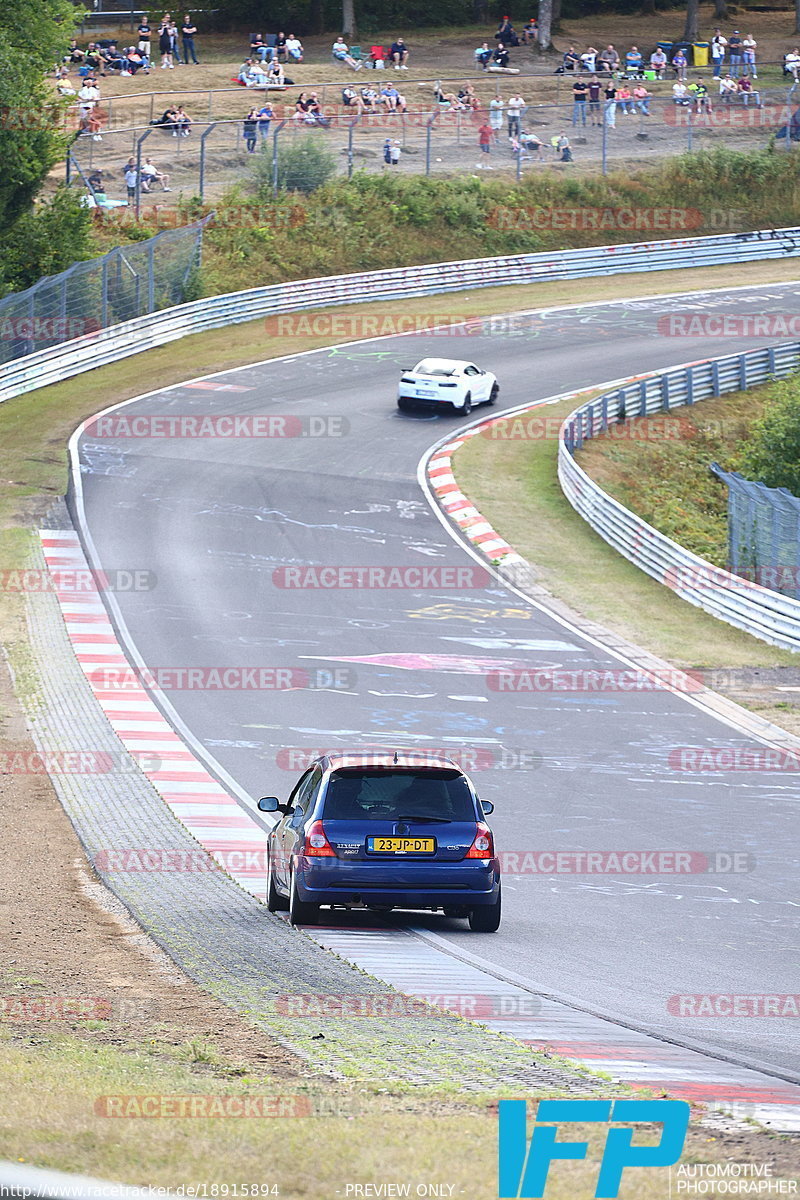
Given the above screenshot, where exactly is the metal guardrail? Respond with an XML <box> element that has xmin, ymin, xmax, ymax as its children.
<box><xmin>3</xmin><ymin>225</ymin><xmax>800</xmax><ymax>405</ymax></box>
<box><xmin>558</xmin><ymin>342</ymin><xmax>800</xmax><ymax>651</ymax></box>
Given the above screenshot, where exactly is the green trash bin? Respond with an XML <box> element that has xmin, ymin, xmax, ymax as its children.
<box><xmin>643</xmin><ymin>69</ymin><xmax>657</xmax><ymax>81</ymax></box>
<box><xmin>693</xmin><ymin>41</ymin><xmax>709</xmax><ymax>67</ymax></box>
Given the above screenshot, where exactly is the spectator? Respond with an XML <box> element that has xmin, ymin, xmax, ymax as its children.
<box><xmin>737</xmin><ymin>73</ymin><xmax>754</xmax><ymax>105</ymax></box>
<box><xmin>519</xmin><ymin>130</ymin><xmax>545</xmax><ymax>160</ymax></box>
<box><xmin>243</xmin><ymin>108</ymin><xmax>258</xmax><ymax>151</ymax></box>
<box><xmin>274</xmin><ymin>31</ymin><xmax>287</xmax><ymax>61</ymax></box>
<box><xmin>555</xmin><ymin>132</ymin><xmax>572</xmax><ymax>160</ymax></box>
<box><xmin>333</xmin><ymin>37</ymin><xmax>362</xmax><ymax>70</ymax></box>
<box><xmin>380</xmin><ymin>82</ymin><xmax>406</xmax><ymax>112</ymax></box>
<box><xmin>159</xmin><ymin>19</ymin><xmax>173</xmax><ymax>68</ymax></box>
<box><xmin>633</xmin><ymin>83</ymin><xmax>650</xmax><ymax>114</ymax></box>
<box><xmin>65</xmin><ymin>39</ymin><xmax>85</xmax><ymax>64</ymax></box>
<box><xmin>784</xmin><ymin>49</ymin><xmax>800</xmax><ymax>80</ymax></box>
<box><xmin>475</xmin><ymin>41</ymin><xmax>492</xmax><ymax>68</ymax></box>
<box><xmin>689</xmin><ymin>77</ymin><xmax>711</xmax><ymax>112</ymax></box>
<box><xmin>125</xmin><ymin>47</ymin><xmax>148</xmax><ymax>74</ymax></box>
<box><xmin>562</xmin><ymin>45</ymin><xmax>580</xmax><ymax>71</ymax></box>
<box><xmin>458</xmin><ymin>83</ymin><xmax>479</xmax><ymax>109</ymax></box>
<box><xmin>588</xmin><ymin>74</ymin><xmax>602</xmax><ymax>123</ymax></box>
<box><xmin>572</xmin><ymin>75</ymin><xmax>588</xmax><ymax>125</ymax></box>
<box><xmin>719</xmin><ymin>73</ymin><xmax>737</xmax><ymax>102</ymax></box>
<box><xmin>286</xmin><ymin>34</ymin><xmax>303</xmax><ymax>62</ymax></box>
<box><xmin>99</xmin><ymin>42</ymin><xmax>126</xmax><ymax>73</ymax></box>
<box><xmin>672</xmin><ymin>80</ymin><xmax>690</xmax><ymax>104</ymax></box>
<box><xmin>580</xmin><ymin>46</ymin><xmax>598</xmax><ymax>72</ymax></box>
<box><xmin>496</xmin><ymin>16</ymin><xmax>519</xmax><ymax>46</ymax></box>
<box><xmin>625</xmin><ymin>45</ymin><xmax>643</xmax><ymax>74</ymax></box>
<box><xmin>246</xmin><ymin>60</ymin><xmax>269</xmax><ymax>86</ymax></box>
<box><xmin>506</xmin><ymin>92</ymin><xmax>524</xmax><ymax>137</ymax></box>
<box><xmin>489</xmin><ymin>93</ymin><xmax>503</xmax><ymax>142</ymax></box>
<box><xmin>174</xmin><ymin>104</ymin><xmax>192</xmax><ymax>135</ymax></box>
<box><xmin>493</xmin><ymin>44</ymin><xmax>510</xmax><ymax>69</ymax></box>
<box><xmin>87</xmin><ymin>167</ymin><xmax>104</xmax><ymax>191</ymax></box>
<box><xmin>711</xmin><ymin>29</ymin><xmax>727</xmax><ymax>78</ymax></box>
<box><xmin>650</xmin><ymin>46</ymin><xmax>667</xmax><ymax>78</ymax></box>
<box><xmin>390</xmin><ymin>38</ymin><xmax>409</xmax><ymax>68</ymax></box>
<box><xmin>342</xmin><ymin>84</ymin><xmax>363</xmax><ymax>112</ymax></box>
<box><xmin>306</xmin><ymin>92</ymin><xmax>331</xmax><ymax>125</ymax></box>
<box><xmin>360</xmin><ymin>85</ymin><xmax>379</xmax><ymax>112</ymax></box>
<box><xmin>256</xmin><ymin>101</ymin><xmax>273</xmax><ymax>139</ymax></box>
<box><xmin>137</xmin><ymin>16</ymin><xmax>152</xmax><ymax>58</ymax></box>
<box><xmin>168</xmin><ymin>20</ymin><xmax>181</xmax><ymax>64</ymax></box>
<box><xmin>599</xmin><ymin>45</ymin><xmax>619</xmax><ymax>73</ymax></box>
<box><xmin>78</xmin><ymin>78</ymin><xmax>100</xmax><ymax>117</ymax></box>
<box><xmin>742</xmin><ymin>34</ymin><xmax>757</xmax><ymax>78</ymax></box>
<box><xmin>181</xmin><ymin>15</ymin><xmax>199</xmax><ymax>64</ymax></box>
<box><xmin>776</xmin><ymin>105</ymin><xmax>800</xmax><ymax>139</ymax></box>
<box><xmin>672</xmin><ymin>48</ymin><xmax>688</xmax><ymax>81</ymax></box>
<box><xmin>478</xmin><ymin>121</ymin><xmax>492</xmax><ymax>160</ymax></box>
<box><xmin>616</xmin><ymin>83</ymin><xmax>635</xmax><ymax>114</ymax></box>
<box><xmin>141</xmin><ymin>157</ymin><xmax>170</xmax><ymax>189</ymax></box>
<box><xmin>522</xmin><ymin>18</ymin><xmax>537</xmax><ymax>44</ymax></box>
<box><xmin>728</xmin><ymin>30</ymin><xmax>743</xmax><ymax>77</ymax></box>
<box><xmin>268</xmin><ymin>58</ymin><xmax>288</xmax><ymax>85</ymax></box>
<box><xmin>604</xmin><ymin>80</ymin><xmax>617</xmax><ymax>125</ymax></box>
<box><xmin>250</xmin><ymin>33</ymin><xmax>269</xmax><ymax>62</ymax></box>
<box><xmin>124</xmin><ymin>160</ymin><xmax>145</xmax><ymax>203</ymax></box>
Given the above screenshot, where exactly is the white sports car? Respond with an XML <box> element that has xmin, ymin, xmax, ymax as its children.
<box><xmin>397</xmin><ymin>358</ymin><xmax>499</xmax><ymax>415</ymax></box>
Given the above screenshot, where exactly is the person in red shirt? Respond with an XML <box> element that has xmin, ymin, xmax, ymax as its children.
<box><xmin>478</xmin><ymin>122</ymin><xmax>493</xmax><ymax>157</ymax></box>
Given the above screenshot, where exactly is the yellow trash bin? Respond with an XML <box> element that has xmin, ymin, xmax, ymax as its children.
<box><xmin>693</xmin><ymin>42</ymin><xmax>709</xmax><ymax>67</ymax></box>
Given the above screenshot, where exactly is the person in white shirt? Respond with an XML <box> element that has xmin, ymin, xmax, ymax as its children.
<box><xmin>672</xmin><ymin>81</ymin><xmax>690</xmax><ymax>104</ymax></box>
<box><xmin>489</xmin><ymin>94</ymin><xmax>504</xmax><ymax>143</ymax></box>
<box><xmin>711</xmin><ymin>30</ymin><xmax>727</xmax><ymax>78</ymax></box>
<box><xmin>580</xmin><ymin>46</ymin><xmax>597</xmax><ymax>72</ymax></box>
<box><xmin>719</xmin><ymin>73</ymin><xmax>738</xmax><ymax>101</ymax></box>
<box><xmin>785</xmin><ymin>48</ymin><xmax>800</xmax><ymax>79</ymax></box>
<box><xmin>742</xmin><ymin>34</ymin><xmax>757</xmax><ymax>78</ymax></box>
<box><xmin>506</xmin><ymin>93</ymin><xmax>525</xmax><ymax>137</ymax></box>
<box><xmin>285</xmin><ymin>34</ymin><xmax>303</xmax><ymax>61</ymax></box>
<box><xmin>332</xmin><ymin>37</ymin><xmax>361</xmax><ymax>70</ymax></box>
<box><xmin>78</xmin><ymin>81</ymin><xmax>100</xmax><ymax>114</ymax></box>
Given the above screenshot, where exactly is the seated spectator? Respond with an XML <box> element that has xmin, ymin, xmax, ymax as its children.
<box><xmin>245</xmin><ymin>59</ymin><xmax>269</xmax><ymax>86</ymax></box>
<box><xmin>152</xmin><ymin>104</ymin><xmax>178</xmax><ymax>127</ymax></box>
<box><xmin>390</xmin><ymin>38</ymin><xmax>409</xmax><ymax>68</ymax></box>
<box><xmin>274</xmin><ymin>31</ymin><xmax>287</xmax><ymax>60</ymax></box>
<box><xmin>87</xmin><ymin>167</ymin><xmax>104</xmax><ymax>191</ymax></box>
<box><xmin>522</xmin><ymin>17</ymin><xmax>537</xmax><ymax>44</ymax></box>
<box><xmin>632</xmin><ymin>82</ymin><xmax>650</xmax><ymax>113</ymax></box>
<box><xmin>616</xmin><ymin>83</ymin><xmax>635</xmax><ymax>113</ymax></box>
<box><xmin>267</xmin><ymin>59</ymin><xmax>287</xmax><ymax>85</ymax></box>
<box><xmin>174</xmin><ymin>104</ymin><xmax>192</xmax><ymax>135</ymax></box>
<box><xmin>379</xmin><ymin>82</ymin><xmax>401</xmax><ymax>110</ymax></box>
<box><xmin>580</xmin><ymin>46</ymin><xmax>598</xmax><ymax>72</ymax></box>
<box><xmin>625</xmin><ymin>45</ymin><xmax>643</xmax><ymax>75</ymax></box>
<box><xmin>360</xmin><ymin>86</ymin><xmax>379</xmax><ymax>112</ymax></box>
<box><xmin>434</xmin><ymin>83</ymin><xmax>465</xmax><ymax>108</ymax></box>
<box><xmin>719</xmin><ymin>73</ymin><xmax>737</xmax><ymax>102</ymax></box>
<box><xmin>78</xmin><ymin>78</ymin><xmax>100</xmax><ymax>115</ymax></box>
<box><xmin>672</xmin><ymin>80</ymin><xmax>690</xmax><ymax>104</ymax></box>
<box><xmin>599</xmin><ymin>44</ymin><xmax>619</xmax><ymax>73</ymax></box>
<box><xmin>342</xmin><ymin>84</ymin><xmax>364</xmax><ymax>111</ymax></box>
<box><xmin>519</xmin><ymin>129</ymin><xmax>545</xmax><ymax>160</ymax></box>
<box><xmin>285</xmin><ymin>33</ymin><xmax>303</xmax><ymax>62</ymax></box>
<box><xmin>458</xmin><ymin>82</ymin><xmax>479</xmax><ymax>109</ymax></box>
<box><xmin>493</xmin><ymin>44</ymin><xmax>510</xmax><ymax>68</ymax></box>
<box><xmin>496</xmin><ymin>16</ymin><xmax>519</xmax><ymax>46</ymax></box>
<box><xmin>332</xmin><ymin>37</ymin><xmax>362</xmax><ymax>70</ymax></box>
<box><xmin>249</xmin><ymin>32</ymin><xmax>269</xmax><ymax>62</ymax></box>
<box><xmin>649</xmin><ymin>47</ymin><xmax>667</xmax><ymax>78</ymax></box>
<box><xmin>99</xmin><ymin>43</ymin><xmax>126</xmax><ymax>73</ymax></box>
<box><xmin>65</xmin><ymin>39</ymin><xmax>85</xmax><ymax>64</ymax></box>
<box><xmin>79</xmin><ymin>44</ymin><xmax>101</xmax><ymax>75</ymax></box>
<box><xmin>475</xmin><ymin>42</ymin><xmax>493</xmax><ymax>68</ymax></box>
<box><xmin>672</xmin><ymin>48</ymin><xmax>688</xmax><ymax>80</ymax></box>
<box><xmin>785</xmin><ymin>49</ymin><xmax>800</xmax><ymax>80</ymax></box>
<box><xmin>124</xmin><ymin>47</ymin><xmax>149</xmax><ymax>74</ymax></box>
<box><xmin>562</xmin><ymin>45</ymin><xmax>580</xmax><ymax>71</ymax></box>
<box><xmin>141</xmin><ymin>156</ymin><xmax>170</xmax><ymax>189</ymax></box>
<box><xmin>689</xmin><ymin>77</ymin><xmax>711</xmax><ymax>111</ymax></box>
<box><xmin>737</xmin><ymin>73</ymin><xmax>754</xmax><ymax>105</ymax></box>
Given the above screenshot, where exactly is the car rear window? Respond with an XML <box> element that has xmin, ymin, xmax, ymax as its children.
<box><xmin>322</xmin><ymin>769</ymin><xmax>475</xmax><ymax>822</ymax></box>
<box><xmin>415</xmin><ymin>361</ymin><xmax>456</xmax><ymax>377</ymax></box>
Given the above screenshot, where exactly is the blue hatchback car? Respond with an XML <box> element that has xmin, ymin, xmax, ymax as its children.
<box><xmin>258</xmin><ymin>751</ymin><xmax>501</xmax><ymax>931</ymax></box>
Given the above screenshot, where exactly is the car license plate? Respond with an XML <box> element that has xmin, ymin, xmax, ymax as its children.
<box><xmin>416</xmin><ymin>389</ymin><xmax>437</xmax><ymax>398</ymax></box>
<box><xmin>367</xmin><ymin>836</ymin><xmax>435</xmax><ymax>854</ymax></box>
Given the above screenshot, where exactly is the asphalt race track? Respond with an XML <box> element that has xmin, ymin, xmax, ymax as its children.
<box><xmin>73</xmin><ymin>284</ymin><xmax>800</xmax><ymax>1083</ymax></box>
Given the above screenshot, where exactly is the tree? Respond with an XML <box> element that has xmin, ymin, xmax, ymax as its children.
<box><xmin>342</xmin><ymin>0</ymin><xmax>356</xmax><ymax>40</ymax></box>
<box><xmin>537</xmin><ymin>0</ymin><xmax>552</xmax><ymax>52</ymax></box>
<box><xmin>683</xmin><ymin>0</ymin><xmax>699</xmax><ymax>42</ymax></box>
<box><xmin>738</xmin><ymin>377</ymin><xmax>800</xmax><ymax>496</ymax></box>
<box><xmin>714</xmin><ymin>0</ymin><xmax>728</xmax><ymax>21</ymax></box>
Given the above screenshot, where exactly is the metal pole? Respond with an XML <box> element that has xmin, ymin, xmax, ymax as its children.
<box><xmin>515</xmin><ymin>142</ymin><xmax>522</xmax><ymax>180</ymax></box>
<box><xmin>785</xmin><ymin>81</ymin><xmax>796</xmax><ymax>151</ymax></box>
<box><xmin>602</xmin><ymin>106</ymin><xmax>608</xmax><ymax>175</ymax></box>
<box><xmin>65</xmin><ymin>151</ymin><xmax>72</xmax><ymax>186</ymax></box>
<box><xmin>101</xmin><ymin>256</ymin><xmax>109</xmax><ymax>328</ymax></box>
<box><xmin>272</xmin><ymin>120</ymin><xmax>286</xmax><ymax>197</ymax></box>
<box><xmin>199</xmin><ymin>122</ymin><xmax>216</xmax><ymax>201</ymax></box>
<box><xmin>347</xmin><ymin>116</ymin><xmax>357</xmax><ymax>177</ymax></box>
<box><xmin>425</xmin><ymin>111</ymin><xmax>437</xmax><ymax>175</ymax></box>
<box><xmin>134</xmin><ymin>128</ymin><xmax>152</xmax><ymax>220</ymax></box>
<box><xmin>147</xmin><ymin>240</ymin><xmax>155</xmax><ymax>312</ymax></box>
<box><xmin>687</xmin><ymin>106</ymin><xmax>693</xmax><ymax>151</ymax></box>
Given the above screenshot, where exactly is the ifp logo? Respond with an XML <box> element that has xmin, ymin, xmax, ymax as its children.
<box><xmin>498</xmin><ymin>1098</ymin><xmax>690</xmax><ymax>1197</ymax></box>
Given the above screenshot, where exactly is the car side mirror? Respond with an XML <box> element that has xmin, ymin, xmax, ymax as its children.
<box><xmin>258</xmin><ymin>796</ymin><xmax>281</xmax><ymax>812</ymax></box>
<box><xmin>480</xmin><ymin>799</ymin><xmax>494</xmax><ymax>815</ymax></box>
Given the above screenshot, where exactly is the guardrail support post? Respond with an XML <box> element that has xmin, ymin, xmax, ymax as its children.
<box><xmin>711</xmin><ymin>360</ymin><xmax>721</xmax><ymax>395</ymax></box>
<box><xmin>686</xmin><ymin>366</ymin><xmax>694</xmax><ymax>404</ymax></box>
<box><xmin>739</xmin><ymin>355</ymin><xmax>747</xmax><ymax>389</ymax></box>
<box><xmin>426</xmin><ymin>112</ymin><xmax>438</xmax><ymax>176</ymax></box>
<box><xmin>661</xmin><ymin>374</ymin><xmax>670</xmax><ymax>411</ymax></box>
<box><xmin>601</xmin><ymin>394</ymin><xmax>608</xmax><ymax>430</ymax></box>
<box><xmin>639</xmin><ymin>379</ymin><xmax>648</xmax><ymax>417</ymax></box>
<box><xmin>768</xmin><ymin>347</ymin><xmax>777</xmax><ymax>375</ymax></box>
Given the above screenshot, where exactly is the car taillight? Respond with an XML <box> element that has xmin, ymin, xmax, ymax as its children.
<box><xmin>303</xmin><ymin>820</ymin><xmax>335</xmax><ymax>857</ymax></box>
<box><xmin>465</xmin><ymin>822</ymin><xmax>494</xmax><ymax>859</ymax></box>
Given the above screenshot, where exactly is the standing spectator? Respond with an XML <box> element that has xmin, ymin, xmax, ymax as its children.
<box><xmin>650</xmin><ymin>46</ymin><xmax>667</xmax><ymax>78</ymax></box>
<box><xmin>599</xmin><ymin>44</ymin><xmax>619</xmax><ymax>73</ymax></box>
<box><xmin>389</xmin><ymin>139</ymin><xmax>401</xmax><ymax>165</ymax></box>
<box><xmin>256</xmin><ymin>101</ymin><xmax>273</xmax><ymax>140</ymax></box>
<box><xmin>728</xmin><ymin>30</ymin><xmax>743</xmax><ymax>77</ymax></box>
<box><xmin>137</xmin><ymin>17</ymin><xmax>151</xmax><ymax>59</ymax></box>
<box><xmin>672</xmin><ymin>48</ymin><xmax>688</xmax><ymax>80</ymax></box>
<box><xmin>168</xmin><ymin>20</ymin><xmax>181</xmax><ymax>64</ymax></box>
<box><xmin>124</xmin><ymin>161</ymin><xmax>142</xmax><ymax>203</ymax></box>
<box><xmin>571</xmin><ymin>75</ymin><xmax>588</xmax><ymax>125</ymax></box>
<box><xmin>478</xmin><ymin>121</ymin><xmax>492</xmax><ymax>161</ymax></box>
<box><xmin>181</xmin><ymin>15</ymin><xmax>199</xmax><ymax>64</ymax></box>
<box><xmin>506</xmin><ymin>93</ymin><xmax>524</xmax><ymax>137</ymax></box>
<box><xmin>488</xmin><ymin>94</ymin><xmax>503</xmax><ymax>142</ymax></box>
<box><xmin>616</xmin><ymin>83</ymin><xmax>635</xmax><ymax>114</ymax></box>
<box><xmin>633</xmin><ymin>82</ymin><xmax>650</xmax><ymax>114</ymax></box>
<box><xmin>158</xmin><ymin>19</ymin><xmax>173</xmax><ymax>68</ymax></box>
<box><xmin>285</xmin><ymin>33</ymin><xmax>303</xmax><ymax>62</ymax></box>
<box><xmin>604</xmin><ymin>79</ymin><xmax>617</xmax><ymax>125</ymax></box>
<box><xmin>243</xmin><ymin>108</ymin><xmax>258</xmax><ymax>151</ymax></box>
<box><xmin>390</xmin><ymin>38</ymin><xmax>409</xmax><ymax>68</ymax></box>
<box><xmin>711</xmin><ymin>29</ymin><xmax>727</xmax><ymax>78</ymax></box>
<box><xmin>742</xmin><ymin>34</ymin><xmax>757</xmax><ymax>78</ymax></box>
<box><xmin>587</xmin><ymin>74</ymin><xmax>602</xmax><ymax>123</ymax></box>
<box><xmin>625</xmin><ymin>45</ymin><xmax>643</xmax><ymax>74</ymax></box>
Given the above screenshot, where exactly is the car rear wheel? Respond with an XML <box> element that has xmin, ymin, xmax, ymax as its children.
<box><xmin>460</xmin><ymin>392</ymin><xmax>472</xmax><ymax>416</ymax></box>
<box><xmin>488</xmin><ymin>383</ymin><xmax>499</xmax><ymax>406</ymax></box>
<box><xmin>288</xmin><ymin>869</ymin><xmax>318</xmax><ymax>926</ymax></box>
<box><xmin>397</xmin><ymin>397</ymin><xmax>411</xmax><ymax>412</ymax></box>
<box><xmin>266</xmin><ymin>849</ymin><xmax>289</xmax><ymax>913</ymax></box>
<box><xmin>443</xmin><ymin>905</ymin><xmax>469</xmax><ymax>918</ymax></box>
<box><xmin>468</xmin><ymin>887</ymin><xmax>501</xmax><ymax>932</ymax></box>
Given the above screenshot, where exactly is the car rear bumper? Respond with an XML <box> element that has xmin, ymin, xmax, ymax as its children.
<box><xmin>398</xmin><ymin>393</ymin><xmax>461</xmax><ymax>409</ymax></box>
<box><xmin>294</xmin><ymin>857</ymin><xmax>500</xmax><ymax>908</ymax></box>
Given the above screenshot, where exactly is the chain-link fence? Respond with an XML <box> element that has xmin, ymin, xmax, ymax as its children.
<box><xmin>711</xmin><ymin>463</ymin><xmax>800</xmax><ymax>598</ymax></box>
<box><xmin>0</xmin><ymin>219</ymin><xmax>208</xmax><ymax>364</ymax></box>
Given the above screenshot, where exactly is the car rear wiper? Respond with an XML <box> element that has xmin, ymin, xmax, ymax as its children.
<box><xmin>394</xmin><ymin>814</ymin><xmax>450</xmax><ymax>824</ymax></box>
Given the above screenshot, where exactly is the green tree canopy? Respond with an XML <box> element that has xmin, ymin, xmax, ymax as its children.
<box><xmin>738</xmin><ymin>377</ymin><xmax>800</xmax><ymax>497</ymax></box>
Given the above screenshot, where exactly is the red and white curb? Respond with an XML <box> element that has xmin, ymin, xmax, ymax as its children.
<box><xmin>40</xmin><ymin>529</ymin><xmax>267</xmax><ymax>902</ymax></box>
